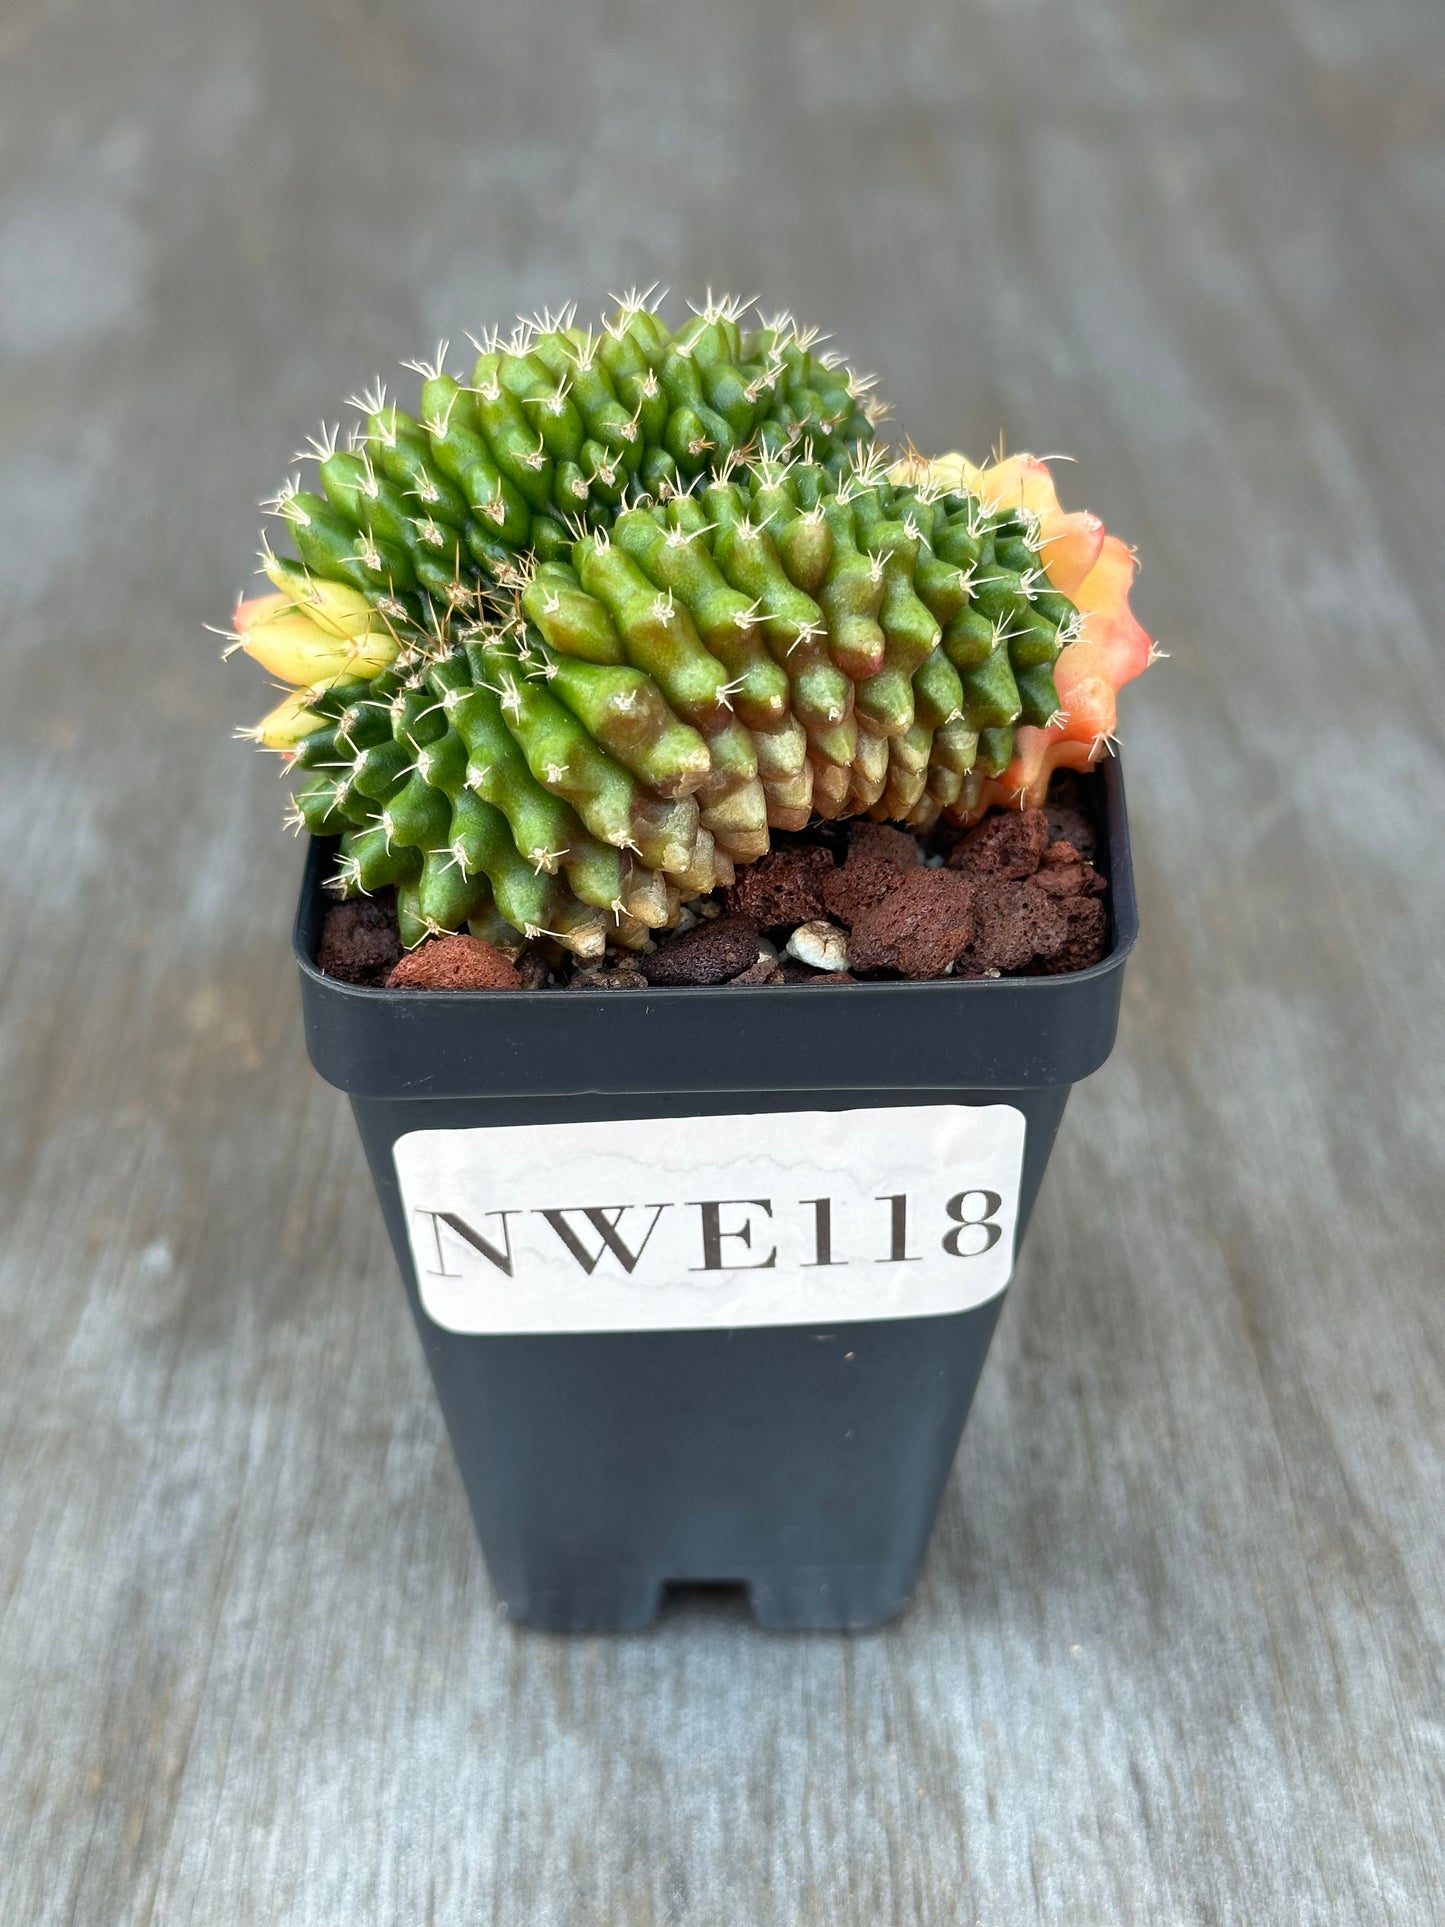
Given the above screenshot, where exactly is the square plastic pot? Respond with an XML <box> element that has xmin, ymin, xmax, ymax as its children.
<box><xmin>294</xmin><ymin>757</ymin><xmax>1138</xmax><ymax>1632</ymax></box>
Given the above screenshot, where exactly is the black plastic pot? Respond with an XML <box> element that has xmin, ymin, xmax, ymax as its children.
<box><xmin>295</xmin><ymin>757</ymin><xmax>1137</xmax><ymax>1632</ymax></box>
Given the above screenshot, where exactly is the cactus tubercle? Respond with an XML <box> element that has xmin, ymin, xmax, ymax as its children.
<box><xmin>226</xmin><ymin>298</ymin><xmax>1156</xmax><ymax>952</ymax></box>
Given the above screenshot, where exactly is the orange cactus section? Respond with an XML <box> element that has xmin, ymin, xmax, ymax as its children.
<box><xmin>896</xmin><ymin>452</ymin><xmax>1155</xmax><ymax>812</ymax></box>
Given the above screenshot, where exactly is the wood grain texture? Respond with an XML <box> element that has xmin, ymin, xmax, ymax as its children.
<box><xmin>1</xmin><ymin>0</ymin><xmax>1442</xmax><ymax>1920</ymax></box>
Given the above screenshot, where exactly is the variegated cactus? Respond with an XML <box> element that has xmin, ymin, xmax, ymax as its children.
<box><xmin>227</xmin><ymin>294</ymin><xmax>1154</xmax><ymax>955</ymax></box>
<box><xmin>890</xmin><ymin>451</ymin><xmax>1157</xmax><ymax>813</ymax></box>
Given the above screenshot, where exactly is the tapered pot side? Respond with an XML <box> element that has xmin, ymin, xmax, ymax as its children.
<box><xmin>294</xmin><ymin>758</ymin><xmax>1137</xmax><ymax>1632</ymax></box>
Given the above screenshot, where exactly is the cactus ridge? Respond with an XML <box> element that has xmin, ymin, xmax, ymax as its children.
<box><xmin>237</xmin><ymin>297</ymin><xmax>1098</xmax><ymax>956</ymax></box>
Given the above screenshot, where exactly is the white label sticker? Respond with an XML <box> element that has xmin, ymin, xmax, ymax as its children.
<box><xmin>394</xmin><ymin>1103</ymin><xmax>1026</xmax><ymax>1336</ymax></box>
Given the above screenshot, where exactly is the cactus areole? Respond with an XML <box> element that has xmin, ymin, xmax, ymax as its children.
<box><xmin>228</xmin><ymin>293</ymin><xmax>1155</xmax><ymax>962</ymax></box>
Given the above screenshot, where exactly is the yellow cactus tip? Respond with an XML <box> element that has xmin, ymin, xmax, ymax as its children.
<box><xmin>252</xmin><ymin>687</ymin><xmax>329</xmax><ymax>750</ymax></box>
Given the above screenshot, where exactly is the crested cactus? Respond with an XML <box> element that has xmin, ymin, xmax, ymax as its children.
<box><xmin>228</xmin><ymin>294</ymin><xmax>1155</xmax><ymax>956</ymax></box>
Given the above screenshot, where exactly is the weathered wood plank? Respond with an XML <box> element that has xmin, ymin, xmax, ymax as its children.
<box><xmin>1</xmin><ymin>0</ymin><xmax>1442</xmax><ymax>1921</ymax></box>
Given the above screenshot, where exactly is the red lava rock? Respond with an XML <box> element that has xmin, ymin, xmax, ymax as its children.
<box><xmin>317</xmin><ymin>893</ymin><xmax>403</xmax><ymax>985</ymax></box>
<box><xmin>1043</xmin><ymin>802</ymin><xmax>1096</xmax><ymax>862</ymax></box>
<box><xmin>946</xmin><ymin>808</ymin><xmax>1050</xmax><ymax>880</ymax></box>
<box><xmin>729</xmin><ymin>955</ymin><xmax>786</xmax><ymax>985</ymax></box>
<box><xmin>1032</xmin><ymin>865</ymin><xmax>1086</xmax><ymax>900</ymax></box>
<box><xmin>822</xmin><ymin>820</ymin><xmax>920</xmax><ymax>926</ymax></box>
<box><xmin>386</xmin><ymin>933</ymin><xmax>522</xmax><ymax>990</ymax></box>
<box><xmin>1031</xmin><ymin>895</ymin><xmax>1109</xmax><ymax>975</ymax></box>
<box><xmin>1032</xmin><ymin>852</ymin><xmax>1105</xmax><ymax>900</ymax></box>
<box><xmin>953</xmin><ymin>879</ymin><xmax>1070</xmax><ymax>975</ymax></box>
<box><xmin>779</xmin><ymin>963</ymin><xmax>857</xmax><ymax>984</ymax></box>
<box><xmin>639</xmin><ymin>915</ymin><xmax>760</xmax><ymax>987</ymax></box>
<box><xmin>951</xmin><ymin>820</ymin><xmax>1111</xmax><ymax>974</ymax></box>
<box><xmin>725</xmin><ymin>845</ymin><xmax>832</xmax><ymax>928</ymax></box>
<box><xmin>848</xmin><ymin>868</ymin><xmax>976</xmax><ymax>980</ymax></box>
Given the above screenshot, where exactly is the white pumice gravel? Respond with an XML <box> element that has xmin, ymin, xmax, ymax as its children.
<box><xmin>785</xmin><ymin>921</ymin><xmax>850</xmax><ymax>972</ymax></box>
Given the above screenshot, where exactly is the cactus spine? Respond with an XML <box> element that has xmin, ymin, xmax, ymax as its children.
<box><xmin>230</xmin><ymin>296</ymin><xmax>1151</xmax><ymax>954</ymax></box>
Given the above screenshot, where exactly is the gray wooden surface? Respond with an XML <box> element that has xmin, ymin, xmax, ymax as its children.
<box><xmin>2</xmin><ymin>0</ymin><xmax>1442</xmax><ymax>1920</ymax></box>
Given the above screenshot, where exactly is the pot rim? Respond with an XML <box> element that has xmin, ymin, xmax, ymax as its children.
<box><xmin>293</xmin><ymin>754</ymin><xmax>1137</xmax><ymax>1098</ymax></box>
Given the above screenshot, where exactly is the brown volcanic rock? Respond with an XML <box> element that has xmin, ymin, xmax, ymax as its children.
<box><xmin>1032</xmin><ymin>848</ymin><xmax>1106</xmax><ymax>900</ymax></box>
<box><xmin>1044</xmin><ymin>804</ymin><xmax>1097</xmax><ymax>862</ymax></box>
<box><xmin>951</xmin><ymin>822</ymin><xmax>1110</xmax><ymax>976</ymax></box>
<box><xmin>729</xmin><ymin>955</ymin><xmax>787</xmax><ymax>986</ymax></box>
<box><xmin>386</xmin><ymin>934</ymin><xmax>522</xmax><ymax>990</ymax></box>
<box><xmin>317</xmin><ymin>892</ymin><xmax>403</xmax><ymax>985</ymax></box>
<box><xmin>822</xmin><ymin>821</ymin><xmax>920</xmax><ymax>927</ymax></box>
<box><xmin>946</xmin><ymin>808</ymin><xmax>1050</xmax><ymax>881</ymax></box>
<box><xmin>848</xmin><ymin>868</ymin><xmax>975</xmax><ymax>980</ymax></box>
<box><xmin>724</xmin><ymin>845</ymin><xmax>832</xmax><ymax>928</ymax></box>
<box><xmin>639</xmin><ymin>915</ymin><xmax>760</xmax><ymax>987</ymax></box>
<box><xmin>1031</xmin><ymin>895</ymin><xmax>1109</xmax><ymax>974</ymax></box>
<box><xmin>954</xmin><ymin>878</ymin><xmax>1064</xmax><ymax>974</ymax></box>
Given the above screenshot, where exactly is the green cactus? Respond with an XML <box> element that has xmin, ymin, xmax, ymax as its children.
<box><xmin>234</xmin><ymin>295</ymin><xmax>1081</xmax><ymax>954</ymax></box>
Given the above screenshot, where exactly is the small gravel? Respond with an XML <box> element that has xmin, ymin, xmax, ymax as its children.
<box><xmin>785</xmin><ymin>921</ymin><xmax>850</xmax><ymax>972</ymax></box>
